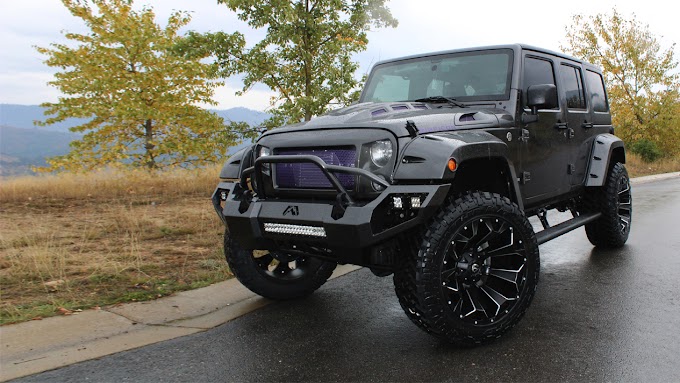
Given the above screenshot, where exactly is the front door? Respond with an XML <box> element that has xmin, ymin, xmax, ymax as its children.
<box><xmin>519</xmin><ymin>52</ymin><xmax>571</xmax><ymax>208</ymax></box>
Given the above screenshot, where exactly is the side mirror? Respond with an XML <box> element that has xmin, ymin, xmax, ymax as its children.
<box><xmin>526</xmin><ymin>84</ymin><xmax>558</xmax><ymax>114</ymax></box>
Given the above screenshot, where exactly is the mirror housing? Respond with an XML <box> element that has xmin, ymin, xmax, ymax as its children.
<box><xmin>526</xmin><ymin>84</ymin><xmax>558</xmax><ymax>114</ymax></box>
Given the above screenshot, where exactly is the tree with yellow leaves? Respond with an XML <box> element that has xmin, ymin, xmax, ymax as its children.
<box><xmin>36</xmin><ymin>0</ymin><xmax>245</xmax><ymax>171</ymax></box>
<box><xmin>178</xmin><ymin>0</ymin><xmax>398</xmax><ymax>129</ymax></box>
<box><xmin>563</xmin><ymin>9</ymin><xmax>680</xmax><ymax>157</ymax></box>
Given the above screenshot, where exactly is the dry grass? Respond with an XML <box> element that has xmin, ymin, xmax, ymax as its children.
<box><xmin>626</xmin><ymin>153</ymin><xmax>680</xmax><ymax>177</ymax></box>
<box><xmin>0</xmin><ymin>165</ymin><xmax>223</xmax><ymax>204</ymax></box>
<box><xmin>0</xmin><ymin>166</ymin><xmax>230</xmax><ymax>324</ymax></box>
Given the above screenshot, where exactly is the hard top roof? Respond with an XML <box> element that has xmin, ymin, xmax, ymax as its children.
<box><xmin>372</xmin><ymin>44</ymin><xmax>599</xmax><ymax>71</ymax></box>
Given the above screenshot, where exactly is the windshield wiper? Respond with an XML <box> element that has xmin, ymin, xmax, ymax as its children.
<box><xmin>414</xmin><ymin>96</ymin><xmax>467</xmax><ymax>108</ymax></box>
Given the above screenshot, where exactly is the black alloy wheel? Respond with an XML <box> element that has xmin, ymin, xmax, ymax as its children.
<box><xmin>225</xmin><ymin>232</ymin><xmax>336</xmax><ymax>300</ymax></box>
<box><xmin>394</xmin><ymin>192</ymin><xmax>540</xmax><ymax>345</ymax></box>
<box><xmin>584</xmin><ymin>162</ymin><xmax>632</xmax><ymax>248</ymax></box>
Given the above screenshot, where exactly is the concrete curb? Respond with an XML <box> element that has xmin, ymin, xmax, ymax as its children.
<box><xmin>630</xmin><ymin>171</ymin><xmax>679</xmax><ymax>185</ymax></box>
<box><xmin>1</xmin><ymin>172</ymin><xmax>678</xmax><ymax>381</ymax></box>
<box><xmin>0</xmin><ymin>265</ymin><xmax>361</xmax><ymax>381</ymax></box>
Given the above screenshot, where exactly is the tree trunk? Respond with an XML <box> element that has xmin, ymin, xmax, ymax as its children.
<box><xmin>144</xmin><ymin>119</ymin><xmax>156</xmax><ymax>170</ymax></box>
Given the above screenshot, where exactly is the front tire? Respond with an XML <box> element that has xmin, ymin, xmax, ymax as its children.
<box><xmin>395</xmin><ymin>192</ymin><xmax>540</xmax><ymax>346</ymax></box>
<box><xmin>584</xmin><ymin>162</ymin><xmax>632</xmax><ymax>248</ymax></box>
<box><xmin>225</xmin><ymin>231</ymin><xmax>337</xmax><ymax>300</ymax></box>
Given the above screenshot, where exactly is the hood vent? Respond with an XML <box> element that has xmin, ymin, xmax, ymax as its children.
<box><xmin>370</xmin><ymin>103</ymin><xmax>430</xmax><ymax>118</ymax></box>
<box><xmin>459</xmin><ymin>113</ymin><xmax>476</xmax><ymax>122</ymax></box>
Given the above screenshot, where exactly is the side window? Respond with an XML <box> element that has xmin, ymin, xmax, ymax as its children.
<box><xmin>559</xmin><ymin>64</ymin><xmax>586</xmax><ymax>109</ymax></box>
<box><xmin>523</xmin><ymin>57</ymin><xmax>557</xmax><ymax>109</ymax></box>
<box><xmin>586</xmin><ymin>70</ymin><xmax>609</xmax><ymax>112</ymax></box>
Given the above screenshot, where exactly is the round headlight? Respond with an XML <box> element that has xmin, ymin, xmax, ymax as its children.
<box><xmin>258</xmin><ymin>146</ymin><xmax>271</xmax><ymax>173</ymax></box>
<box><xmin>370</xmin><ymin>140</ymin><xmax>393</xmax><ymax>167</ymax></box>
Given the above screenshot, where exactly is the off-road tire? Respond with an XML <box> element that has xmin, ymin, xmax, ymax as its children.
<box><xmin>393</xmin><ymin>230</ymin><xmax>440</xmax><ymax>335</ymax></box>
<box><xmin>225</xmin><ymin>231</ymin><xmax>336</xmax><ymax>300</ymax></box>
<box><xmin>403</xmin><ymin>192</ymin><xmax>540</xmax><ymax>346</ymax></box>
<box><xmin>584</xmin><ymin>162</ymin><xmax>632</xmax><ymax>248</ymax></box>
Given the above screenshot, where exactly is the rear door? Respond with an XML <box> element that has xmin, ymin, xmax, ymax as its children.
<box><xmin>556</xmin><ymin>61</ymin><xmax>591</xmax><ymax>186</ymax></box>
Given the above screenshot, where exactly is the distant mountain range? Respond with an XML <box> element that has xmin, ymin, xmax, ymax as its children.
<box><xmin>0</xmin><ymin>104</ymin><xmax>268</xmax><ymax>176</ymax></box>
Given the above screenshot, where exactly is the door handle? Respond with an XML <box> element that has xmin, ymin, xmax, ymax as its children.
<box><xmin>554</xmin><ymin>122</ymin><xmax>568</xmax><ymax>129</ymax></box>
<box><xmin>581</xmin><ymin>122</ymin><xmax>594</xmax><ymax>129</ymax></box>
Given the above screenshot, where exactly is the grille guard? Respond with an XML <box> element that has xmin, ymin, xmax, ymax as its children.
<box><xmin>238</xmin><ymin>154</ymin><xmax>391</xmax><ymax>218</ymax></box>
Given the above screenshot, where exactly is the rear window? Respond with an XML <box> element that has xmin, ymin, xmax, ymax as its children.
<box><xmin>560</xmin><ymin>64</ymin><xmax>586</xmax><ymax>110</ymax></box>
<box><xmin>586</xmin><ymin>70</ymin><xmax>609</xmax><ymax>112</ymax></box>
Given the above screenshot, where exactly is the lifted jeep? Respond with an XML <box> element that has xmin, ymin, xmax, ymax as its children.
<box><xmin>212</xmin><ymin>44</ymin><xmax>632</xmax><ymax>345</ymax></box>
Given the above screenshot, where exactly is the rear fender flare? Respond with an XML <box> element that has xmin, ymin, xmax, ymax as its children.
<box><xmin>585</xmin><ymin>134</ymin><xmax>625</xmax><ymax>187</ymax></box>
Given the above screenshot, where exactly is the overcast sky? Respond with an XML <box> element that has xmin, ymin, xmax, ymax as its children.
<box><xmin>0</xmin><ymin>0</ymin><xmax>677</xmax><ymax>111</ymax></box>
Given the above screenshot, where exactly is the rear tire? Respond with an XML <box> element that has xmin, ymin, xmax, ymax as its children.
<box><xmin>395</xmin><ymin>192</ymin><xmax>540</xmax><ymax>346</ymax></box>
<box><xmin>584</xmin><ymin>162</ymin><xmax>632</xmax><ymax>248</ymax></box>
<box><xmin>225</xmin><ymin>231</ymin><xmax>336</xmax><ymax>300</ymax></box>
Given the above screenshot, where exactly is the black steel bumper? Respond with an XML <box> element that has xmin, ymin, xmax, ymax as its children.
<box><xmin>211</xmin><ymin>155</ymin><xmax>450</xmax><ymax>251</ymax></box>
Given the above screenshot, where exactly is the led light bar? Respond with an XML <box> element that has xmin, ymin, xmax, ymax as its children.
<box><xmin>263</xmin><ymin>223</ymin><xmax>327</xmax><ymax>237</ymax></box>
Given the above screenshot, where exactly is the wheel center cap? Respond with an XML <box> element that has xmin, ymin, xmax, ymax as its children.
<box><xmin>471</xmin><ymin>264</ymin><xmax>480</xmax><ymax>273</ymax></box>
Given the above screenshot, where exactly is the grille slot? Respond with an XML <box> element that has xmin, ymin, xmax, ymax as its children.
<box><xmin>274</xmin><ymin>148</ymin><xmax>356</xmax><ymax>189</ymax></box>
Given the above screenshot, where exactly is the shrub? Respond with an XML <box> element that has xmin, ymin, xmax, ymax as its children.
<box><xmin>631</xmin><ymin>139</ymin><xmax>663</xmax><ymax>162</ymax></box>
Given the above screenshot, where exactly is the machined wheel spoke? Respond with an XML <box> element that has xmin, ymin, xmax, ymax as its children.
<box><xmin>479</xmin><ymin>221</ymin><xmax>510</xmax><ymax>248</ymax></box>
<box><xmin>464</xmin><ymin>289</ymin><xmax>486</xmax><ymax>318</ymax></box>
<box><xmin>488</xmin><ymin>264</ymin><xmax>524</xmax><ymax>285</ymax></box>
<box><xmin>472</xmin><ymin>220</ymin><xmax>497</xmax><ymax>248</ymax></box>
<box><xmin>618</xmin><ymin>184</ymin><xmax>630</xmax><ymax>195</ymax></box>
<box><xmin>488</xmin><ymin>251</ymin><xmax>524</xmax><ymax>259</ymax></box>
<box><xmin>445</xmin><ymin>279</ymin><xmax>460</xmax><ymax>292</ymax></box>
<box><xmin>442</xmin><ymin>267</ymin><xmax>458</xmax><ymax>279</ymax></box>
<box><xmin>480</xmin><ymin>285</ymin><xmax>514</xmax><ymax>317</ymax></box>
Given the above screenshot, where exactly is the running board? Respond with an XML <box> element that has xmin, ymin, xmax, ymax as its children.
<box><xmin>535</xmin><ymin>212</ymin><xmax>601</xmax><ymax>245</ymax></box>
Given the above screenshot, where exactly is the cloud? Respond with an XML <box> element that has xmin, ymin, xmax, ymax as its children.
<box><xmin>1</xmin><ymin>0</ymin><xmax>678</xmax><ymax>108</ymax></box>
<box><xmin>0</xmin><ymin>71</ymin><xmax>61</xmax><ymax>105</ymax></box>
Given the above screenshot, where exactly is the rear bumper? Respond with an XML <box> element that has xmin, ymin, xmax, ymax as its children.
<box><xmin>212</xmin><ymin>182</ymin><xmax>450</xmax><ymax>250</ymax></box>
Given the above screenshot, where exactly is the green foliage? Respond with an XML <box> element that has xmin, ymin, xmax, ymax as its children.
<box><xmin>36</xmin><ymin>0</ymin><xmax>248</xmax><ymax>172</ymax></box>
<box><xmin>631</xmin><ymin>139</ymin><xmax>663</xmax><ymax>162</ymax></box>
<box><xmin>178</xmin><ymin>0</ymin><xmax>398</xmax><ymax>128</ymax></box>
<box><xmin>562</xmin><ymin>9</ymin><xmax>680</xmax><ymax>157</ymax></box>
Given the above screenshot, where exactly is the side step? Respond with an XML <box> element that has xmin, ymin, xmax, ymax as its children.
<box><xmin>535</xmin><ymin>212</ymin><xmax>601</xmax><ymax>245</ymax></box>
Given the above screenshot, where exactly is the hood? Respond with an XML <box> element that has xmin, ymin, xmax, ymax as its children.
<box><xmin>260</xmin><ymin>102</ymin><xmax>516</xmax><ymax>139</ymax></box>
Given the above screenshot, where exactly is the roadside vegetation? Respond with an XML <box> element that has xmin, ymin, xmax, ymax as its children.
<box><xmin>0</xmin><ymin>166</ymin><xmax>229</xmax><ymax>324</ymax></box>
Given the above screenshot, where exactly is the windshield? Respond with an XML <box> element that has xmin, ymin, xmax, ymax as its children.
<box><xmin>360</xmin><ymin>49</ymin><xmax>514</xmax><ymax>103</ymax></box>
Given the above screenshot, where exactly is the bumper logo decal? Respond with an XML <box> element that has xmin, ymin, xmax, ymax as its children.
<box><xmin>283</xmin><ymin>206</ymin><xmax>300</xmax><ymax>216</ymax></box>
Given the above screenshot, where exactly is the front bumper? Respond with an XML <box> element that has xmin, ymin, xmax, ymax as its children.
<box><xmin>213</xmin><ymin>181</ymin><xmax>449</xmax><ymax>251</ymax></box>
<box><xmin>212</xmin><ymin>153</ymin><xmax>450</xmax><ymax>265</ymax></box>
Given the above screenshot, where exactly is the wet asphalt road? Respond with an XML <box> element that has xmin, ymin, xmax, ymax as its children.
<box><xmin>17</xmin><ymin>179</ymin><xmax>680</xmax><ymax>382</ymax></box>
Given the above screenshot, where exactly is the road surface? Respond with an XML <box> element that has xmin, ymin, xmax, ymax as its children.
<box><xmin>16</xmin><ymin>179</ymin><xmax>680</xmax><ymax>382</ymax></box>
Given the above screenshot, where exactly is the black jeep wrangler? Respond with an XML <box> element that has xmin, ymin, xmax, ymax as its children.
<box><xmin>212</xmin><ymin>44</ymin><xmax>632</xmax><ymax>345</ymax></box>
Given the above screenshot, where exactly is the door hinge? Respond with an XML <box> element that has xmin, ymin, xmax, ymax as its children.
<box><xmin>520</xmin><ymin>129</ymin><xmax>530</xmax><ymax>142</ymax></box>
<box><xmin>568</xmin><ymin>164</ymin><xmax>576</xmax><ymax>175</ymax></box>
<box><xmin>522</xmin><ymin>171</ymin><xmax>531</xmax><ymax>184</ymax></box>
